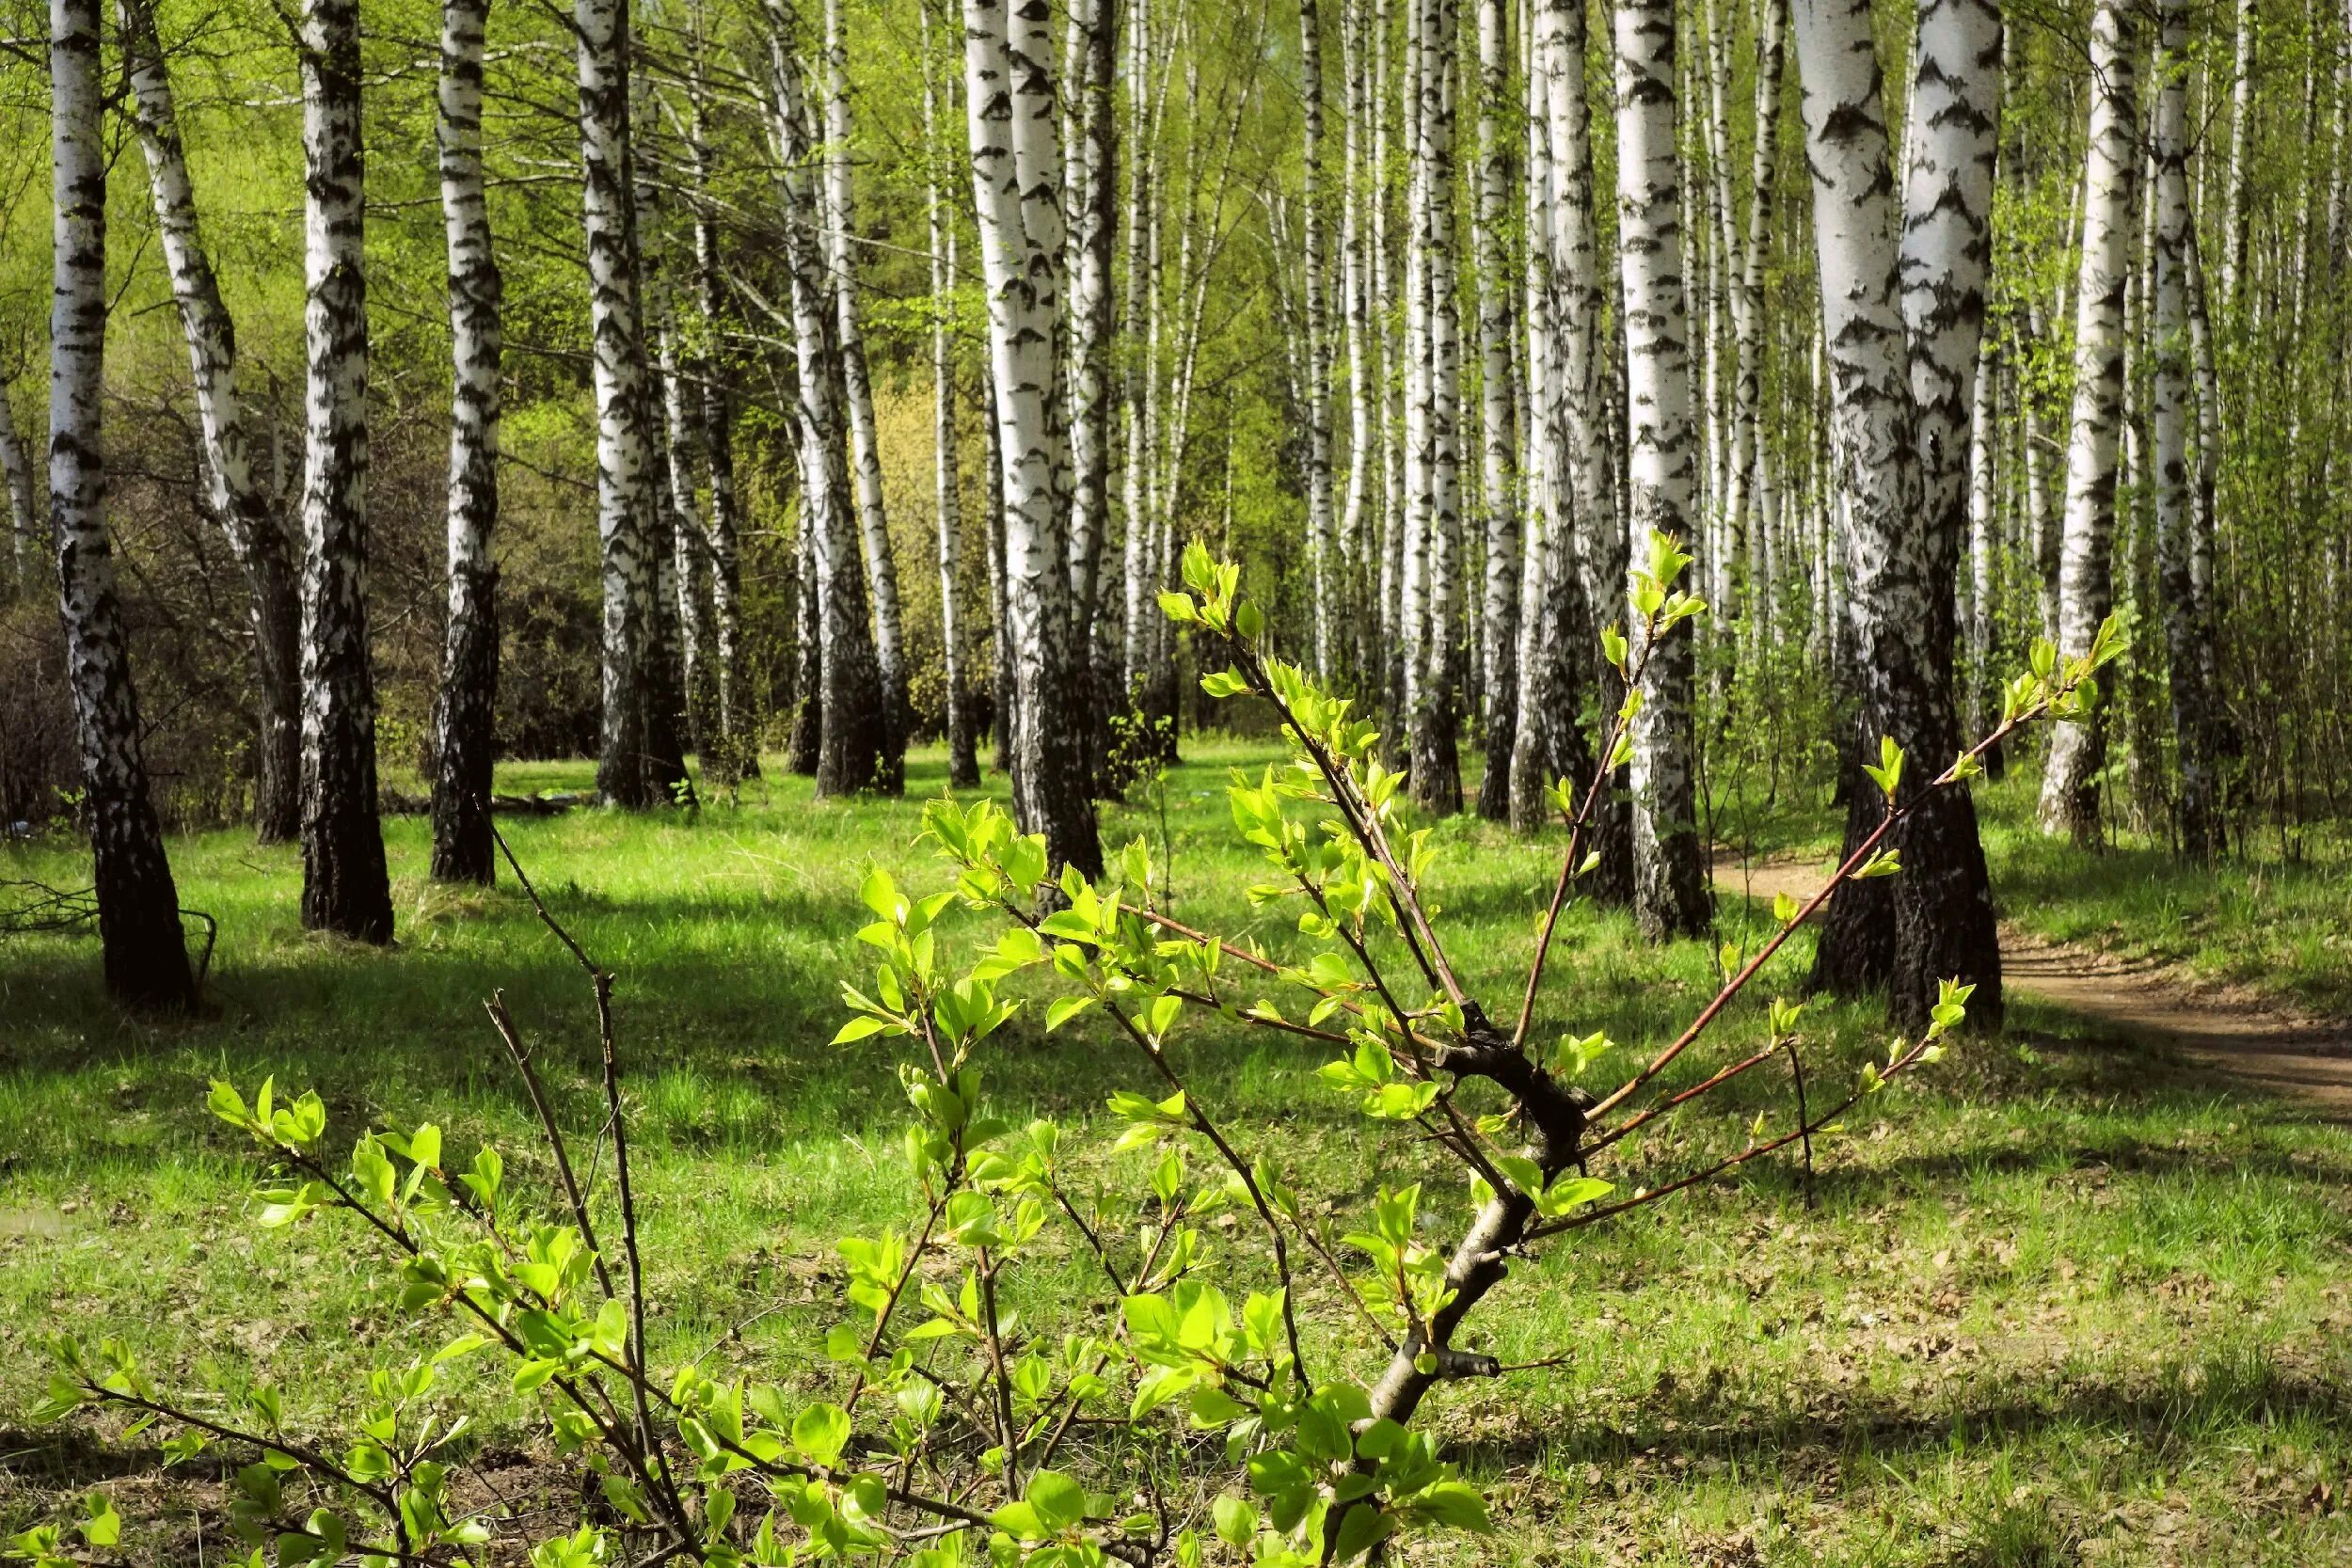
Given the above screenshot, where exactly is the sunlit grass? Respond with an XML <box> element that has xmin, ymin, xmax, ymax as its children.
<box><xmin>3</xmin><ymin>741</ymin><xmax>2349</xmax><ymax>1562</ymax></box>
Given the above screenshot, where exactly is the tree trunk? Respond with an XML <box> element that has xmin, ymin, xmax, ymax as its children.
<box><xmin>787</xmin><ymin>512</ymin><xmax>824</xmax><ymax>774</ymax></box>
<box><xmin>1301</xmin><ymin>0</ymin><xmax>1340</xmax><ymax>681</ymax></box>
<box><xmin>118</xmin><ymin>0</ymin><xmax>303</xmax><ymax>845</ymax></box>
<box><xmin>427</xmin><ymin>0</ymin><xmax>502</xmax><ymax>886</ymax></box>
<box><xmin>657</xmin><ymin>311</ymin><xmax>718</xmax><ymax>762</ymax></box>
<box><xmin>1473</xmin><ymin>0</ymin><xmax>1519</xmax><ymax>822</ymax></box>
<box><xmin>1725</xmin><ymin>0</ymin><xmax>1786</xmax><ymax>642</ymax></box>
<box><xmin>1065</xmin><ymin>0</ymin><xmax>1118</xmax><ymax>792</ymax></box>
<box><xmin>767</xmin><ymin>2</ymin><xmax>888</xmax><ymax>796</ymax></box>
<box><xmin>2220</xmin><ymin>0</ymin><xmax>2257</xmax><ymax>312</ymax></box>
<box><xmin>1964</xmin><ymin>326</ymin><xmax>2001</xmax><ymax>771</ymax></box>
<box><xmin>581</xmin><ymin>0</ymin><xmax>670</xmax><ymax>808</ymax></box>
<box><xmin>49</xmin><ymin>0</ymin><xmax>195</xmax><ymax>1008</ymax></box>
<box><xmin>1</xmin><ymin>378</ymin><xmax>41</xmax><ymax>598</ymax></box>
<box><xmin>686</xmin><ymin>66</ymin><xmax>755</xmax><ymax>778</ymax></box>
<box><xmin>965</xmin><ymin>0</ymin><xmax>1104</xmax><ymax>878</ymax></box>
<box><xmin>295</xmin><ymin>0</ymin><xmax>392</xmax><ymax>942</ymax></box>
<box><xmin>823</xmin><ymin>0</ymin><xmax>908</xmax><ymax>793</ymax></box>
<box><xmin>985</xmin><ymin>372</ymin><xmax>1014</xmax><ymax>774</ymax></box>
<box><xmin>1794</xmin><ymin>0</ymin><xmax>2005</xmax><ymax>1031</ymax></box>
<box><xmin>1613</xmin><ymin>0</ymin><xmax>1708</xmax><ymax>938</ymax></box>
<box><xmin>923</xmin><ymin>2</ymin><xmax>980</xmax><ymax>790</ymax></box>
<box><xmin>1507</xmin><ymin>0</ymin><xmax>1599</xmax><ymax>833</ymax></box>
<box><xmin>2152</xmin><ymin>0</ymin><xmax>2219</xmax><ymax>859</ymax></box>
<box><xmin>2038</xmin><ymin>0</ymin><xmax>2136</xmax><ymax>844</ymax></box>
<box><xmin>1404</xmin><ymin>0</ymin><xmax>1466</xmax><ymax>816</ymax></box>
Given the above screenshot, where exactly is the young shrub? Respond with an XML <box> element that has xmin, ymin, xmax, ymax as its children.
<box><xmin>23</xmin><ymin>541</ymin><xmax>2123</xmax><ymax>1566</ymax></box>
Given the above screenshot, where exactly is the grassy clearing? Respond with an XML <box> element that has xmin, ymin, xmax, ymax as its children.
<box><xmin>4</xmin><ymin>742</ymin><xmax>2351</xmax><ymax>1564</ymax></box>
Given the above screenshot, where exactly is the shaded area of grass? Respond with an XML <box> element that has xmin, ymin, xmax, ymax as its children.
<box><xmin>4</xmin><ymin>741</ymin><xmax>2350</xmax><ymax>1564</ymax></box>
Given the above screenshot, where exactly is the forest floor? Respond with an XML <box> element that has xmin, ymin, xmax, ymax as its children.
<box><xmin>1711</xmin><ymin>855</ymin><xmax>2352</xmax><ymax>1115</ymax></box>
<box><xmin>4</xmin><ymin>741</ymin><xmax>2351</xmax><ymax>1565</ymax></box>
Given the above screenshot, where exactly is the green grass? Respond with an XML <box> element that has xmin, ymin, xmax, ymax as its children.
<box><xmin>4</xmin><ymin>742</ymin><xmax>2351</xmax><ymax>1564</ymax></box>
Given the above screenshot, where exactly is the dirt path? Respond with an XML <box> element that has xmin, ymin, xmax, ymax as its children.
<box><xmin>1711</xmin><ymin>854</ymin><xmax>2352</xmax><ymax>1115</ymax></box>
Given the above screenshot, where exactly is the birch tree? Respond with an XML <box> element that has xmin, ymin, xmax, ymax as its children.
<box><xmin>47</xmin><ymin>0</ymin><xmax>194</xmax><ymax>1008</ymax></box>
<box><xmin>295</xmin><ymin>0</ymin><xmax>392</xmax><ymax>942</ymax></box>
<box><xmin>427</xmin><ymin>0</ymin><xmax>503</xmax><ymax>885</ymax></box>
<box><xmin>1404</xmin><ymin>0</ymin><xmax>1466</xmax><ymax>816</ymax></box>
<box><xmin>0</xmin><ymin>379</ymin><xmax>39</xmax><ymax>596</ymax></box>
<box><xmin>965</xmin><ymin>0</ymin><xmax>1103</xmax><ymax>877</ymax></box>
<box><xmin>923</xmin><ymin>0</ymin><xmax>979</xmax><ymax>789</ymax></box>
<box><xmin>684</xmin><ymin>24</ymin><xmax>754</xmax><ymax>778</ymax></box>
<box><xmin>767</xmin><ymin>0</ymin><xmax>889</xmax><ymax>796</ymax></box>
<box><xmin>1507</xmin><ymin>0</ymin><xmax>1597</xmax><ymax>835</ymax></box>
<box><xmin>1472</xmin><ymin>0</ymin><xmax>1519</xmax><ymax>822</ymax></box>
<box><xmin>1613</xmin><ymin>0</ymin><xmax>1708</xmax><ymax>937</ymax></box>
<box><xmin>1064</xmin><ymin>0</ymin><xmax>1116</xmax><ymax>784</ymax></box>
<box><xmin>2039</xmin><ymin>0</ymin><xmax>2135</xmax><ymax>843</ymax></box>
<box><xmin>580</xmin><ymin>0</ymin><xmax>675</xmax><ymax>808</ymax></box>
<box><xmin>2151</xmin><ymin>0</ymin><xmax>2218</xmax><ymax>857</ymax></box>
<box><xmin>824</xmin><ymin>0</ymin><xmax>908</xmax><ymax>791</ymax></box>
<box><xmin>1300</xmin><ymin>0</ymin><xmax>1339</xmax><ymax>680</ymax></box>
<box><xmin>118</xmin><ymin>0</ymin><xmax>303</xmax><ymax>844</ymax></box>
<box><xmin>1791</xmin><ymin>0</ymin><xmax>2005</xmax><ymax>1029</ymax></box>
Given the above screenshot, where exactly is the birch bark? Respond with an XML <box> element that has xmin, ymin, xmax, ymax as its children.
<box><xmin>1301</xmin><ymin>0</ymin><xmax>1340</xmax><ymax>680</ymax></box>
<box><xmin>2152</xmin><ymin>0</ymin><xmax>2220</xmax><ymax>857</ymax></box>
<box><xmin>49</xmin><ymin>0</ymin><xmax>194</xmax><ymax>1007</ymax></box>
<box><xmin>767</xmin><ymin>2</ymin><xmax>888</xmax><ymax>795</ymax></box>
<box><xmin>428</xmin><ymin>0</ymin><xmax>503</xmax><ymax>885</ymax></box>
<box><xmin>581</xmin><ymin>0</ymin><xmax>670</xmax><ymax>807</ymax></box>
<box><xmin>0</xmin><ymin>383</ymin><xmax>36</xmax><ymax>595</ymax></box>
<box><xmin>296</xmin><ymin>0</ymin><xmax>393</xmax><ymax>942</ymax></box>
<box><xmin>1613</xmin><ymin>0</ymin><xmax>1708</xmax><ymax>936</ymax></box>
<box><xmin>1473</xmin><ymin>0</ymin><xmax>1520</xmax><ymax>822</ymax></box>
<box><xmin>118</xmin><ymin>0</ymin><xmax>303</xmax><ymax>844</ymax></box>
<box><xmin>965</xmin><ymin>0</ymin><xmax>1103</xmax><ymax>877</ymax></box>
<box><xmin>1794</xmin><ymin>0</ymin><xmax>2005</xmax><ymax>1029</ymax></box>
<box><xmin>2039</xmin><ymin>0</ymin><xmax>2136</xmax><ymax>843</ymax></box>
<box><xmin>824</xmin><ymin>0</ymin><xmax>908</xmax><ymax>791</ymax></box>
<box><xmin>924</xmin><ymin>0</ymin><xmax>980</xmax><ymax>789</ymax></box>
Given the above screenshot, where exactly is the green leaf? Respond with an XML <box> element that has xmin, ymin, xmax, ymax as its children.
<box><xmin>1025</xmin><ymin>1470</ymin><xmax>1087</xmax><ymax>1533</ymax></box>
<box><xmin>791</xmin><ymin>1402</ymin><xmax>850</xmax><ymax>1467</ymax></box>
<box><xmin>1044</xmin><ymin>995</ymin><xmax>1096</xmax><ymax>1033</ymax></box>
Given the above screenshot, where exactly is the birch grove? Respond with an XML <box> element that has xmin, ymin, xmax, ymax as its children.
<box><xmin>9</xmin><ymin>0</ymin><xmax>2352</xmax><ymax>1018</ymax></box>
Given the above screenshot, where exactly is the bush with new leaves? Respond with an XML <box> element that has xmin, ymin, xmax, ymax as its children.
<box><xmin>14</xmin><ymin>540</ymin><xmax>2124</xmax><ymax>1568</ymax></box>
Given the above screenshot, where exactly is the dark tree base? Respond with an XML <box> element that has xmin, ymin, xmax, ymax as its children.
<box><xmin>302</xmin><ymin>809</ymin><xmax>393</xmax><ymax>943</ymax></box>
<box><xmin>92</xmin><ymin>793</ymin><xmax>196</xmax><ymax>1010</ymax></box>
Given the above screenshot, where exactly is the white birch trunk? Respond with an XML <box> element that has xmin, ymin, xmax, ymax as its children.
<box><xmin>2153</xmin><ymin>0</ymin><xmax>2219</xmax><ymax>856</ymax></box>
<box><xmin>2039</xmin><ymin>0</ymin><xmax>2136</xmax><ymax>842</ymax></box>
<box><xmin>580</xmin><ymin>0</ymin><xmax>667</xmax><ymax>806</ymax></box>
<box><xmin>924</xmin><ymin>0</ymin><xmax>979</xmax><ymax>789</ymax></box>
<box><xmin>2220</xmin><ymin>0</ymin><xmax>2258</xmax><ymax>310</ymax></box>
<box><xmin>1794</xmin><ymin>0</ymin><xmax>2003</xmax><ymax>1026</ymax></box>
<box><xmin>49</xmin><ymin>0</ymin><xmax>193</xmax><ymax>1006</ymax></box>
<box><xmin>295</xmin><ymin>0</ymin><xmax>392</xmax><ymax>942</ymax></box>
<box><xmin>429</xmin><ymin>0</ymin><xmax>503</xmax><ymax>885</ymax></box>
<box><xmin>1613</xmin><ymin>0</ymin><xmax>1707</xmax><ymax>935</ymax></box>
<box><xmin>0</xmin><ymin>381</ymin><xmax>39</xmax><ymax>597</ymax></box>
<box><xmin>766</xmin><ymin>2</ymin><xmax>887</xmax><ymax>796</ymax></box>
<box><xmin>1473</xmin><ymin>0</ymin><xmax>1520</xmax><ymax>821</ymax></box>
<box><xmin>966</xmin><ymin>0</ymin><xmax>1102</xmax><ymax>876</ymax></box>
<box><xmin>822</xmin><ymin>0</ymin><xmax>907</xmax><ymax>790</ymax></box>
<box><xmin>1301</xmin><ymin>0</ymin><xmax>1340</xmax><ymax>680</ymax></box>
<box><xmin>118</xmin><ymin>0</ymin><xmax>303</xmax><ymax>843</ymax></box>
